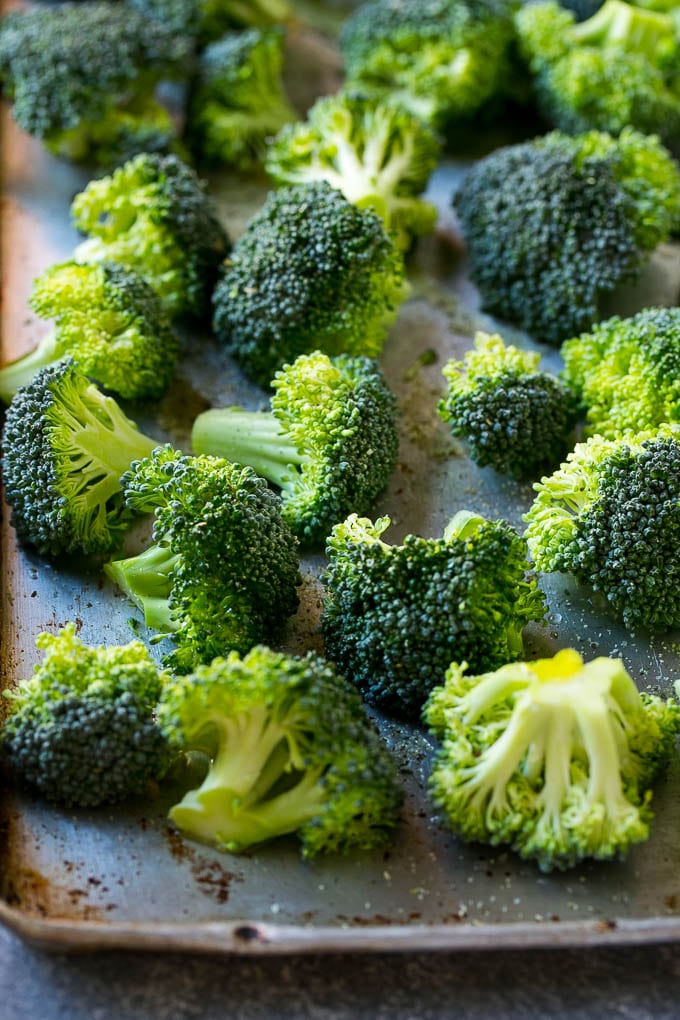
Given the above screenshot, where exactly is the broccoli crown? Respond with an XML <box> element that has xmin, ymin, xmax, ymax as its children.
<box><xmin>424</xmin><ymin>648</ymin><xmax>680</xmax><ymax>871</ymax></box>
<box><xmin>516</xmin><ymin>0</ymin><xmax>680</xmax><ymax>141</ymax></box>
<box><xmin>561</xmin><ymin>307</ymin><xmax>680</xmax><ymax>437</ymax></box>
<box><xmin>105</xmin><ymin>447</ymin><xmax>300</xmax><ymax>673</ymax></box>
<box><xmin>340</xmin><ymin>0</ymin><xmax>515</xmax><ymax>127</ymax></box>
<box><xmin>126</xmin><ymin>0</ymin><xmax>291</xmax><ymax>40</ymax></box>
<box><xmin>2</xmin><ymin>359</ymin><xmax>158</xmax><ymax>558</ymax></box>
<box><xmin>192</xmin><ymin>351</ymin><xmax>400</xmax><ymax>545</ymax></box>
<box><xmin>438</xmin><ymin>331</ymin><xmax>578</xmax><ymax>480</ymax></box>
<box><xmin>455</xmin><ymin>133</ymin><xmax>644</xmax><ymax>345</ymax></box>
<box><xmin>0</xmin><ymin>261</ymin><xmax>180</xmax><ymax>404</ymax></box>
<box><xmin>189</xmin><ymin>28</ymin><xmax>295</xmax><ymax>169</ymax></box>
<box><xmin>266</xmin><ymin>91</ymin><xmax>440</xmax><ymax>249</ymax></box>
<box><xmin>0</xmin><ymin>3</ymin><xmax>190</xmax><ymax>152</ymax></box>
<box><xmin>212</xmin><ymin>181</ymin><xmax>406</xmax><ymax>386</ymax></box>
<box><xmin>157</xmin><ymin>645</ymin><xmax>402</xmax><ymax>856</ymax></box>
<box><xmin>71</xmin><ymin>153</ymin><xmax>230</xmax><ymax>319</ymax></box>
<box><xmin>321</xmin><ymin>512</ymin><xmax>546</xmax><ymax>719</ymax></box>
<box><xmin>2</xmin><ymin>624</ymin><xmax>172</xmax><ymax>807</ymax></box>
<box><xmin>524</xmin><ymin>425</ymin><xmax>680</xmax><ymax>628</ymax></box>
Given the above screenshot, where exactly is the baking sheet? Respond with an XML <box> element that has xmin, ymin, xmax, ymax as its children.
<box><xmin>3</xmin><ymin>14</ymin><xmax>680</xmax><ymax>955</ymax></box>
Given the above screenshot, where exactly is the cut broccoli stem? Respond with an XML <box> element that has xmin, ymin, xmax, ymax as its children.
<box><xmin>105</xmin><ymin>543</ymin><xmax>179</xmax><ymax>632</ymax></box>
<box><xmin>191</xmin><ymin>409</ymin><xmax>306</xmax><ymax>489</ymax></box>
<box><xmin>0</xmin><ymin>330</ymin><xmax>59</xmax><ymax>403</ymax></box>
<box><xmin>569</xmin><ymin>0</ymin><xmax>676</xmax><ymax>56</ymax></box>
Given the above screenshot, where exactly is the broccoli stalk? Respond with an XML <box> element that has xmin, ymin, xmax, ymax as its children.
<box><xmin>106</xmin><ymin>543</ymin><xmax>181</xmax><ymax>632</ymax></box>
<box><xmin>0</xmin><ymin>332</ymin><xmax>60</xmax><ymax>405</ymax></box>
<box><xmin>568</xmin><ymin>0</ymin><xmax>676</xmax><ymax>56</ymax></box>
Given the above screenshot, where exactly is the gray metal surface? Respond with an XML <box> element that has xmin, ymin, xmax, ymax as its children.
<box><xmin>3</xmin><ymin>40</ymin><xmax>680</xmax><ymax>954</ymax></box>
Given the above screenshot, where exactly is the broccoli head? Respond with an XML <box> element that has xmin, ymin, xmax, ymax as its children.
<box><xmin>158</xmin><ymin>645</ymin><xmax>402</xmax><ymax>855</ymax></box>
<box><xmin>192</xmin><ymin>351</ymin><xmax>399</xmax><ymax>545</ymax></box>
<box><xmin>266</xmin><ymin>91</ymin><xmax>441</xmax><ymax>249</ymax></box>
<box><xmin>424</xmin><ymin>649</ymin><xmax>680</xmax><ymax>871</ymax></box>
<box><xmin>0</xmin><ymin>2</ymin><xmax>191</xmax><ymax>165</ymax></box>
<box><xmin>2</xmin><ymin>360</ymin><xmax>158</xmax><ymax>558</ymax></box>
<box><xmin>321</xmin><ymin>511</ymin><xmax>546</xmax><ymax>719</ymax></box>
<box><xmin>126</xmin><ymin>0</ymin><xmax>291</xmax><ymax>41</ymax></box>
<box><xmin>438</xmin><ymin>331</ymin><xmax>578</xmax><ymax>480</ymax></box>
<box><xmin>524</xmin><ymin>425</ymin><xmax>680</xmax><ymax>628</ymax></box>
<box><xmin>212</xmin><ymin>181</ymin><xmax>406</xmax><ymax>386</ymax></box>
<box><xmin>2</xmin><ymin>624</ymin><xmax>172</xmax><ymax>808</ymax></box>
<box><xmin>105</xmin><ymin>447</ymin><xmax>300</xmax><ymax>673</ymax></box>
<box><xmin>0</xmin><ymin>261</ymin><xmax>180</xmax><ymax>404</ymax></box>
<box><xmin>340</xmin><ymin>0</ymin><xmax>515</xmax><ymax>129</ymax></box>
<box><xmin>72</xmin><ymin>153</ymin><xmax>230</xmax><ymax>319</ymax></box>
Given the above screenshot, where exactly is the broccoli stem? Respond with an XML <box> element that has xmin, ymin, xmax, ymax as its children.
<box><xmin>105</xmin><ymin>542</ymin><xmax>179</xmax><ymax>631</ymax></box>
<box><xmin>0</xmin><ymin>329</ymin><xmax>59</xmax><ymax>403</ymax></box>
<box><xmin>191</xmin><ymin>408</ymin><xmax>306</xmax><ymax>489</ymax></box>
<box><xmin>569</xmin><ymin>0</ymin><xmax>676</xmax><ymax>57</ymax></box>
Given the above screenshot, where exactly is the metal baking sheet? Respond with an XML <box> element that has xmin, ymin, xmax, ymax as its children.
<box><xmin>3</xmin><ymin>14</ymin><xmax>680</xmax><ymax>955</ymax></box>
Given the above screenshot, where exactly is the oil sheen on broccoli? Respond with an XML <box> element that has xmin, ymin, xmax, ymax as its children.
<box><xmin>158</xmin><ymin>645</ymin><xmax>403</xmax><ymax>856</ymax></box>
<box><xmin>321</xmin><ymin>511</ymin><xmax>546</xmax><ymax>719</ymax></box>
<box><xmin>425</xmin><ymin>649</ymin><xmax>680</xmax><ymax>871</ymax></box>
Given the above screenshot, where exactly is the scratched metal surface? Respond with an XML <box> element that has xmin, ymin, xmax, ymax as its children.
<box><xmin>3</xmin><ymin>18</ymin><xmax>680</xmax><ymax>955</ymax></box>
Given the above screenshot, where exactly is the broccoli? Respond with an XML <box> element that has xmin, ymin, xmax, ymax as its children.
<box><xmin>561</xmin><ymin>307</ymin><xmax>680</xmax><ymax>438</ymax></box>
<box><xmin>454</xmin><ymin>129</ymin><xmax>679</xmax><ymax>345</ymax></box>
<box><xmin>0</xmin><ymin>262</ymin><xmax>180</xmax><ymax>404</ymax></box>
<box><xmin>72</xmin><ymin>153</ymin><xmax>230</xmax><ymax>320</ymax></box>
<box><xmin>126</xmin><ymin>0</ymin><xmax>290</xmax><ymax>41</ymax></box>
<box><xmin>212</xmin><ymin>181</ymin><xmax>406</xmax><ymax>386</ymax></box>
<box><xmin>191</xmin><ymin>351</ymin><xmax>399</xmax><ymax>545</ymax></box>
<box><xmin>265</xmin><ymin>92</ymin><xmax>441</xmax><ymax>249</ymax></box>
<box><xmin>0</xmin><ymin>2</ymin><xmax>191</xmax><ymax>166</ymax></box>
<box><xmin>515</xmin><ymin>0</ymin><xmax>680</xmax><ymax>142</ymax></box>
<box><xmin>438</xmin><ymin>331</ymin><xmax>578</xmax><ymax>480</ymax></box>
<box><xmin>339</xmin><ymin>0</ymin><xmax>515</xmax><ymax>129</ymax></box>
<box><xmin>424</xmin><ymin>648</ymin><xmax>680</xmax><ymax>871</ymax></box>
<box><xmin>2</xmin><ymin>624</ymin><xmax>172</xmax><ymax>808</ymax></box>
<box><xmin>321</xmin><ymin>511</ymin><xmax>546</xmax><ymax>719</ymax></box>
<box><xmin>188</xmin><ymin>28</ymin><xmax>295</xmax><ymax>170</ymax></box>
<box><xmin>105</xmin><ymin>446</ymin><xmax>300</xmax><ymax>673</ymax></box>
<box><xmin>524</xmin><ymin>425</ymin><xmax>680</xmax><ymax>628</ymax></box>
<box><xmin>157</xmin><ymin>645</ymin><xmax>402</xmax><ymax>855</ymax></box>
<box><xmin>2</xmin><ymin>360</ymin><xmax>158</xmax><ymax>559</ymax></box>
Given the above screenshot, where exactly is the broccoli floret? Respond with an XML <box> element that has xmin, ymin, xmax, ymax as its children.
<box><xmin>266</xmin><ymin>92</ymin><xmax>440</xmax><ymax>249</ymax></box>
<box><xmin>105</xmin><ymin>447</ymin><xmax>300</xmax><ymax>673</ymax></box>
<box><xmin>188</xmin><ymin>28</ymin><xmax>295</xmax><ymax>169</ymax></box>
<box><xmin>191</xmin><ymin>351</ymin><xmax>399</xmax><ymax>545</ymax></box>
<box><xmin>524</xmin><ymin>425</ymin><xmax>680</xmax><ymax>628</ymax></box>
<box><xmin>438</xmin><ymin>331</ymin><xmax>578</xmax><ymax>480</ymax></box>
<box><xmin>340</xmin><ymin>0</ymin><xmax>515</xmax><ymax>129</ymax></box>
<box><xmin>321</xmin><ymin>511</ymin><xmax>546</xmax><ymax>719</ymax></box>
<box><xmin>2</xmin><ymin>360</ymin><xmax>158</xmax><ymax>558</ymax></box>
<box><xmin>72</xmin><ymin>153</ymin><xmax>230</xmax><ymax>319</ymax></box>
<box><xmin>561</xmin><ymin>307</ymin><xmax>680</xmax><ymax>437</ymax></box>
<box><xmin>157</xmin><ymin>645</ymin><xmax>402</xmax><ymax>855</ymax></box>
<box><xmin>424</xmin><ymin>649</ymin><xmax>680</xmax><ymax>871</ymax></box>
<box><xmin>126</xmin><ymin>0</ymin><xmax>291</xmax><ymax>41</ymax></box>
<box><xmin>454</xmin><ymin>130</ymin><xmax>678</xmax><ymax>344</ymax></box>
<box><xmin>2</xmin><ymin>624</ymin><xmax>172</xmax><ymax>808</ymax></box>
<box><xmin>0</xmin><ymin>2</ymin><xmax>191</xmax><ymax>166</ymax></box>
<box><xmin>212</xmin><ymin>181</ymin><xmax>406</xmax><ymax>386</ymax></box>
<box><xmin>0</xmin><ymin>262</ymin><xmax>180</xmax><ymax>404</ymax></box>
<box><xmin>516</xmin><ymin>0</ymin><xmax>680</xmax><ymax>142</ymax></box>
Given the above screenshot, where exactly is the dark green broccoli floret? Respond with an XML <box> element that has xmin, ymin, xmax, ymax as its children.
<box><xmin>0</xmin><ymin>261</ymin><xmax>180</xmax><ymax>403</ymax></box>
<box><xmin>321</xmin><ymin>511</ymin><xmax>546</xmax><ymax>719</ymax></box>
<box><xmin>2</xmin><ymin>360</ymin><xmax>158</xmax><ymax>558</ymax></box>
<box><xmin>72</xmin><ymin>153</ymin><xmax>230</xmax><ymax>319</ymax></box>
<box><xmin>2</xmin><ymin>625</ymin><xmax>172</xmax><ymax>808</ymax></box>
<box><xmin>424</xmin><ymin>649</ymin><xmax>680</xmax><ymax>871</ymax></box>
<box><xmin>0</xmin><ymin>2</ymin><xmax>190</xmax><ymax>165</ymax></box>
<box><xmin>454</xmin><ymin>129</ymin><xmax>679</xmax><ymax>344</ymax></box>
<box><xmin>524</xmin><ymin>425</ymin><xmax>680</xmax><ymax>628</ymax></box>
<box><xmin>188</xmin><ymin>28</ymin><xmax>295</xmax><ymax>169</ymax></box>
<box><xmin>212</xmin><ymin>181</ymin><xmax>406</xmax><ymax>386</ymax></box>
<box><xmin>191</xmin><ymin>351</ymin><xmax>399</xmax><ymax>545</ymax></box>
<box><xmin>438</xmin><ymin>332</ymin><xmax>578</xmax><ymax>480</ymax></box>
<box><xmin>561</xmin><ymin>307</ymin><xmax>680</xmax><ymax>437</ymax></box>
<box><xmin>157</xmin><ymin>645</ymin><xmax>402</xmax><ymax>856</ymax></box>
<box><xmin>126</xmin><ymin>0</ymin><xmax>290</xmax><ymax>42</ymax></box>
<box><xmin>516</xmin><ymin>0</ymin><xmax>680</xmax><ymax>142</ymax></box>
<box><xmin>266</xmin><ymin>92</ymin><xmax>441</xmax><ymax>249</ymax></box>
<box><xmin>105</xmin><ymin>447</ymin><xmax>300</xmax><ymax>673</ymax></box>
<box><xmin>340</xmin><ymin>0</ymin><xmax>515</xmax><ymax>129</ymax></box>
